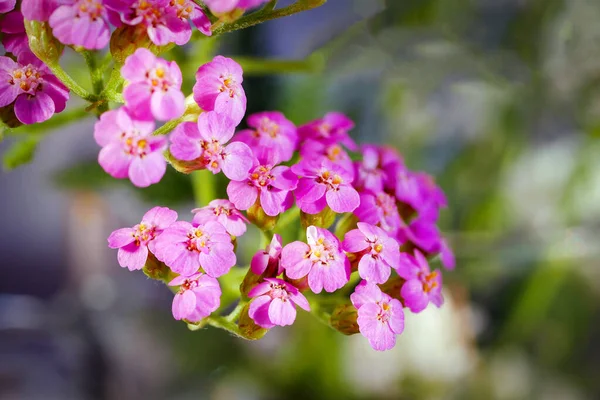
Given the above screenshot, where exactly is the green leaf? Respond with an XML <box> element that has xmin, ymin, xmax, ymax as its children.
<box><xmin>2</xmin><ymin>137</ymin><xmax>40</xmax><ymax>170</ymax></box>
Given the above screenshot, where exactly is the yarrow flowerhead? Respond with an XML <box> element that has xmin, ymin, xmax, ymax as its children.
<box><xmin>299</xmin><ymin>139</ymin><xmax>353</xmax><ymax>172</ymax></box>
<box><xmin>153</xmin><ymin>220</ymin><xmax>236</xmax><ymax>277</ymax></box>
<box><xmin>193</xmin><ymin>56</ymin><xmax>246</xmax><ymax>125</ymax></box>
<box><xmin>94</xmin><ymin>107</ymin><xmax>167</xmax><ymax>187</ymax></box>
<box><xmin>298</xmin><ymin>111</ymin><xmax>357</xmax><ymax>151</ymax></box>
<box><xmin>107</xmin><ymin>206</ymin><xmax>178</xmax><ymax>270</ymax></box>
<box><xmin>248</xmin><ymin>278</ymin><xmax>310</xmax><ymax>328</ymax></box>
<box><xmin>281</xmin><ymin>226</ymin><xmax>350</xmax><ymax>294</ymax></box>
<box><xmin>122</xmin><ymin>48</ymin><xmax>185</xmax><ymax>121</ymax></box>
<box><xmin>49</xmin><ymin>0</ymin><xmax>112</xmax><ymax>49</ymax></box>
<box><xmin>343</xmin><ymin>222</ymin><xmax>401</xmax><ymax>284</ymax></box>
<box><xmin>355</xmin><ymin>191</ymin><xmax>406</xmax><ymax>240</ymax></box>
<box><xmin>0</xmin><ymin>53</ymin><xmax>69</xmax><ymax>125</ymax></box>
<box><xmin>169</xmin><ymin>272</ymin><xmax>221</xmax><ymax>322</ymax></box>
<box><xmin>351</xmin><ymin>280</ymin><xmax>405</xmax><ymax>351</ymax></box>
<box><xmin>354</xmin><ymin>145</ymin><xmax>404</xmax><ymax>193</ymax></box>
<box><xmin>292</xmin><ymin>158</ymin><xmax>360</xmax><ymax>214</ymax></box>
<box><xmin>1</xmin><ymin>11</ymin><xmax>29</xmax><ymax>57</ymax></box>
<box><xmin>235</xmin><ymin>111</ymin><xmax>298</xmax><ymax>163</ymax></box>
<box><xmin>397</xmin><ymin>250</ymin><xmax>444</xmax><ymax>313</ymax></box>
<box><xmin>192</xmin><ymin>199</ymin><xmax>248</xmax><ymax>237</ymax></box>
<box><xmin>169</xmin><ymin>111</ymin><xmax>254</xmax><ymax>180</ymax></box>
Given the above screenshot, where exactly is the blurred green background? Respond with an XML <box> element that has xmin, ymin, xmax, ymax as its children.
<box><xmin>2</xmin><ymin>0</ymin><xmax>600</xmax><ymax>399</ymax></box>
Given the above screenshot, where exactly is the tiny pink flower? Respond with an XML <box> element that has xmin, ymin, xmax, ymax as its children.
<box><xmin>299</xmin><ymin>139</ymin><xmax>353</xmax><ymax>173</ymax></box>
<box><xmin>169</xmin><ymin>0</ymin><xmax>212</xmax><ymax>37</ymax></box>
<box><xmin>406</xmin><ymin>217</ymin><xmax>442</xmax><ymax>254</ymax></box>
<box><xmin>343</xmin><ymin>222</ymin><xmax>401</xmax><ymax>284</ymax></box>
<box><xmin>292</xmin><ymin>158</ymin><xmax>359</xmax><ymax>214</ymax></box>
<box><xmin>169</xmin><ymin>111</ymin><xmax>254</xmax><ymax>180</ymax></box>
<box><xmin>350</xmin><ymin>280</ymin><xmax>405</xmax><ymax>351</ymax></box>
<box><xmin>0</xmin><ymin>53</ymin><xmax>69</xmax><ymax>125</ymax></box>
<box><xmin>94</xmin><ymin>108</ymin><xmax>167</xmax><ymax>187</ymax></box>
<box><xmin>192</xmin><ymin>199</ymin><xmax>248</xmax><ymax>237</ymax></box>
<box><xmin>153</xmin><ymin>220</ymin><xmax>236</xmax><ymax>277</ymax></box>
<box><xmin>398</xmin><ymin>250</ymin><xmax>444</xmax><ymax>313</ymax></box>
<box><xmin>298</xmin><ymin>112</ymin><xmax>357</xmax><ymax>151</ymax></box>
<box><xmin>248</xmin><ymin>278</ymin><xmax>310</xmax><ymax>328</ymax></box>
<box><xmin>193</xmin><ymin>56</ymin><xmax>246</xmax><ymax>125</ymax></box>
<box><xmin>235</xmin><ymin>111</ymin><xmax>298</xmax><ymax>163</ymax></box>
<box><xmin>121</xmin><ymin>48</ymin><xmax>185</xmax><ymax>121</ymax></box>
<box><xmin>281</xmin><ymin>226</ymin><xmax>351</xmax><ymax>294</ymax></box>
<box><xmin>20</xmin><ymin>0</ymin><xmax>60</xmax><ymax>21</ymax></box>
<box><xmin>169</xmin><ymin>272</ymin><xmax>221</xmax><ymax>322</ymax></box>
<box><xmin>1</xmin><ymin>11</ymin><xmax>29</xmax><ymax>57</ymax></box>
<box><xmin>250</xmin><ymin>233</ymin><xmax>283</xmax><ymax>276</ymax></box>
<box><xmin>395</xmin><ymin>168</ymin><xmax>446</xmax><ymax>219</ymax></box>
<box><xmin>227</xmin><ymin>156</ymin><xmax>298</xmax><ymax>217</ymax></box>
<box><xmin>49</xmin><ymin>0</ymin><xmax>112</xmax><ymax>50</ymax></box>
<box><xmin>354</xmin><ymin>145</ymin><xmax>404</xmax><ymax>193</ymax></box>
<box><xmin>203</xmin><ymin>0</ymin><xmax>269</xmax><ymax>14</ymax></box>
<box><xmin>105</xmin><ymin>0</ymin><xmax>191</xmax><ymax>46</ymax></box>
<box><xmin>355</xmin><ymin>191</ymin><xmax>406</xmax><ymax>239</ymax></box>
<box><xmin>107</xmin><ymin>206</ymin><xmax>178</xmax><ymax>271</ymax></box>
<box><xmin>0</xmin><ymin>0</ymin><xmax>16</xmax><ymax>13</ymax></box>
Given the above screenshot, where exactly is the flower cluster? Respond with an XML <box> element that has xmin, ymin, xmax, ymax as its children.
<box><xmin>103</xmin><ymin>49</ymin><xmax>455</xmax><ymax>351</ymax></box>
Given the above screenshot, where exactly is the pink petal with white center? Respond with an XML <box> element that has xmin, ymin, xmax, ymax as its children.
<box><xmin>350</xmin><ymin>280</ymin><xmax>384</xmax><ymax>309</ymax></box>
<box><xmin>358</xmin><ymin>255</ymin><xmax>390</xmax><ymax>284</ymax></box>
<box><xmin>280</xmin><ymin>241</ymin><xmax>311</xmax><ymax>278</ymax></box>
<box><xmin>358</xmin><ymin>303</ymin><xmax>397</xmax><ymax>351</ymax></box>
<box><xmin>214</xmin><ymin>89</ymin><xmax>246</xmax><ymax>126</ymax></box>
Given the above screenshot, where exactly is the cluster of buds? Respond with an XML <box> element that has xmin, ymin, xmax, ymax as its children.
<box><xmin>1</xmin><ymin>0</ymin><xmax>455</xmax><ymax>351</ymax></box>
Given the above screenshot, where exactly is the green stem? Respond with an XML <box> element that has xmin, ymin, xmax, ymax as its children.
<box><xmin>100</xmin><ymin>62</ymin><xmax>125</xmax><ymax>103</ymax></box>
<box><xmin>191</xmin><ymin>169</ymin><xmax>217</xmax><ymax>207</ymax></box>
<box><xmin>212</xmin><ymin>0</ymin><xmax>327</xmax><ymax>35</ymax></box>
<box><xmin>46</xmin><ymin>61</ymin><xmax>96</xmax><ymax>102</ymax></box>
<box><xmin>207</xmin><ymin>316</ymin><xmax>246</xmax><ymax>338</ymax></box>
<box><xmin>236</xmin><ymin>55</ymin><xmax>324</xmax><ymax>75</ymax></box>
<box><xmin>225</xmin><ymin>300</ymin><xmax>247</xmax><ymax>323</ymax></box>
<box><xmin>79</xmin><ymin>50</ymin><xmax>104</xmax><ymax>95</ymax></box>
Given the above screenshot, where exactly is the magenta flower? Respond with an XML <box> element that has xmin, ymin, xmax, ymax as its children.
<box><xmin>298</xmin><ymin>112</ymin><xmax>357</xmax><ymax>151</ymax></box>
<box><xmin>107</xmin><ymin>206</ymin><xmax>178</xmax><ymax>270</ymax></box>
<box><xmin>397</xmin><ymin>250</ymin><xmax>444</xmax><ymax>313</ymax></box>
<box><xmin>440</xmin><ymin>238</ymin><xmax>455</xmax><ymax>270</ymax></box>
<box><xmin>342</xmin><ymin>223</ymin><xmax>401</xmax><ymax>284</ymax></box>
<box><xmin>105</xmin><ymin>0</ymin><xmax>191</xmax><ymax>46</ymax></box>
<box><xmin>169</xmin><ymin>272</ymin><xmax>221</xmax><ymax>322</ymax></box>
<box><xmin>1</xmin><ymin>11</ymin><xmax>29</xmax><ymax>57</ymax></box>
<box><xmin>281</xmin><ymin>226</ymin><xmax>350</xmax><ymax>294</ymax></box>
<box><xmin>193</xmin><ymin>56</ymin><xmax>246</xmax><ymax>125</ymax></box>
<box><xmin>355</xmin><ymin>191</ymin><xmax>405</xmax><ymax>239</ymax></box>
<box><xmin>153</xmin><ymin>220</ymin><xmax>236</xmax><ymax>277</ymax></box>
<box><xmin>250</xmin><ymin>233</ymin><xmax>283</xmax><ymax>276</ymax></box>
<box><xmin>0</xmin><ymin>53</ymin><xmax>69</xmax><ymax>125</ymax></box>
<box><xmin>203</xmin><ymin>0</ymin><xmax>269</xmax><ymax>14</ymax></box>
<box><xmin>299</xmin><ymin>140</ymin><xmax>353</xmax><ymax>173</ymax></box>
<box><xmin>0</xmin><ymin>0</ymin><xmax>15</xmax><ymax>13</ymax></box>
<box><xmin>169</xmin><ymin>111</ymin><xmax>253</xmax><ymax>180</ymax></box>
<box><xmin>121</xmin><ymin>48</ymin><xmax>185</xmax><ymax>121</ymax></box>
<box><xmin>227</xmin><ymin>157</ymin><xmax>298</xmax><ymax>217</ymax></box>
<box><xmin>350</xmin><ymin>280</ymin><xmax>405</xmax><ymax>351</ymax></box>
<box><xmin>406</xmin><ymin>217</ymin><xmax>442</xmax><ymax>254</ymax></box>
<box><xmin>48</xmin><ymin>0</ymin><xmax>112</xmax><ymax>49</ymax></box>
<box><xmin>192</xmin><ymin>199</ymin><xmax>248</xmax><ymax>237</ymax></box>
<box><xmin>20</xmin><ymin>0</ymin><xmax>60</xmax><ymax>21</ymax></box>
<box><xmin>94</xmin><ymin>108</ymin><xmax>167</xmax><ymax>187</ymax></box>
<box><xmin>354</xmin><ymin>145</ymin><xmax>404</xmax><ymax>193</ymax></box>
<box><xmin>292</xmin><ymin>158</ymin><xmax>359</xmax><ymax>214</ymax></box>
<box><xmin>248</xmin><ymin>278</ymin><xmax>310</xmax><ymax>328</ymax></box>
<box><xmin>395</xmin><ymin>168</ymin><xmax>447</xmax><ymax>218</ymax></box>
<box><xmin>170</xmin><ymin>0</ymin><xmax>212</xmax><ymax>37</ymax></box>
<box><xmin>235</xmin><ymin>111</ymin><xmax>298</xmax><ymax>163</ymax></box>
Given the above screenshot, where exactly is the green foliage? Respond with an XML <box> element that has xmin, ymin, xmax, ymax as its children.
<box><xmin>2</xmin><ymin>137</ymin><xmax>40</xmax><ymax>170</ymax></box>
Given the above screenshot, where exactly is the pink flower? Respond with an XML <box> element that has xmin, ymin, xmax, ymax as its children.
<box><xmin>397</xmin><ymin>250</ymin><xmax>444</xmax><ymax>313</ymax></box>
<box><xmin>0</xmin><ymin>0</ymin><xmax>15</xmax><ymax>13</ymax></box>
<box><xmin>292</xmin><ymin>158</ymin><xmax>359</xmax><ymax>214</ymax></box>
<box><xmin>395</xmin><ymin>168</ymin><xmax>446</xmax><ymax>219</ymax></box>
<box><xmin>227</xmin><ymin>155</ymin><xmax>298</xmax><ymax>217</ymax></box>
<box><xmin>169</xmin><ymin>111</ymin><xmax>253</xmax><ymax>180</ymax></box>
<box><xmin>298</xmin><ymin>112</ymin><xmax>357</xmax><ymax>151</ymax></box>
<box><xmin>107</xmin><ymin>206</ymin><xmax>178</xmax><ymax>271</ymax></box>
<box><xmin>0</xmin><ymin>53</ymin><xmax>69</xmax><ymax>125</ymax></box>
<box><xmin>20</xmin><ymin>0</ymin><xmax>60</xmax><ymax>21</ymax></box>
<box><xmin>405</xmin><ymin>217</ymin><xmax>442</xmax><ymax>253</ymax></box>
<box><xmin>350</xmin><ymin>280</ymin><xmax>405</xmax><ymax>351</ymax></box>
<box><xmin>281</xmin><ymin>226</ymin><xmax>350</xmax><ymax>293</ymax></box>
<box><xmin>169</xmin><ymin>0</ymin><xmax>212</xmax><ymax>37</ymax></box>
<box><xmin>354</xmin><ymin>145</ymin><xmax>404</xmax><ymax>193</ymax></box>
<box><xmin>440</xmin><ymin>238</ymin><xmax>455</xmax><ymax>270</ymax></box>
<box><xmin>1</xmin><ymin>11</ymin><xmax>29</xmax><ymax>57</ymax></box>
<box><xmin>299</xmin><ymin>140</ymin><xmax>353</xmax><ymax>173</ymax></box>
<box><xmin>250</xmin><ymin>234</ymin><xmax>283</xmax><ymax>276</ymax></box>
<box><xmin>94</xmin><ymin>108</ymin><xmax>167</xmax><ymax>187</ymax></box>
<box><xmin>248</xmin><ymin>278</ymin><xmax>310</xmax><ymax>328</ymax></box>
<box><xmin>49</xmin><ymin>0</ymin><xmax>112</xmax><ymax>49</ymax></box>
<box><xmin>169</xmin><ymin>272</ymin><xmax>221</xmax><ymax>322</ymax></box>
<box><xmin>192</xmin><ymin>199</ymin><xmax>248</xmax><ymax>237</ymax></box>
<box><xmin>193</xmin><ymin>56</ymin><xmax>246</xmax><ymax>125</ymax></box>
<box><xmin>342</xmin><ymin>222</ymin><xmax>401</xmax><ymax>284</ymax></box>
<box><xmin>153</xmin><ymin>220</ymin><xmax>236</xmax><ymax>277</ymax></box>
<box><xmin>355</xmin><ymin>191</ymin><xmax>406</xmax><ymax>240</ymax></box>
<box><xmin>105</xmin><ymin>0</ymin><xmax>192</xmax><ymax>46</ymax></box>
<box><xmin>203</xmin><ymin>0</ymin><xmax>269</xmax><ymax>14</ymax></box>
<box><xmin>121</xmin><ymin>48</ymin><xmax>185</xmax><ymax>121</ymax></box>
<box><xmin>235</xmin><ymin>111</ymin><xmax>298</xmax><ymax>163</ymax></box>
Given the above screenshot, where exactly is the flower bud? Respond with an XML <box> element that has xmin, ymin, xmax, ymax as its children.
<box><xmin>284</xmin><ymin>273</ymin><xmax>310</xmax><ymax>292</ymax></box>
<box><xmin>165</xmin><ymin>150</ymin><xmax>203</xmax><ymax>174</ymax></box>
<box><xmin>238</xmin><ymin>303</ymin><xmax>268</xmax><ymax>340</ymax></box>
<box><xmin>23</xmin><ymin>20</ymin><xmax>64</xmax><ymax>64</ymax></box>
<box><xmin>300</xmin><ymin>206</ymin><xmax>336</xmax><ymax>229</ymax></box>
<box><xmin>330</xmin><ymin>304</ymin><xmax>359</xmax><ymax>335</ymax></box>
<box><xmin>142</xmin><ymin>253</ymin><xmax>173</xmax><ymax>281</ymax></box>
<box><xmin>247</xmin><ymin>201</ymin><xmax>279</xmax><ymax>231</ymax></box>
<box><xmin>334</xmin><ymin>212</ymin><xmax>358</xmax><ymax>239</ymax></box>
<box><xmin>239</xmin><ymin>268</ymin><xmax>261</xmax><ymax>298</ymax></box>
<box><xmin>109</xmin><ymin>25</ymin><xmax>168</xmax><ymax>65</ymax></box>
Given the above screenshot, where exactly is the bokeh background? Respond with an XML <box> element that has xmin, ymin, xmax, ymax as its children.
<box><xmin>2</xmin><ymin>0</ymin><xmax>600</xmax><ymax>398</ymax></box>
